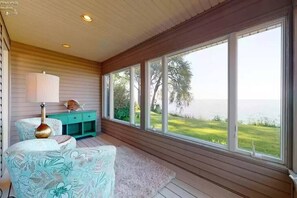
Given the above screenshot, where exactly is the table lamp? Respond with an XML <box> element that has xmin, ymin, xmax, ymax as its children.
<box><xmin>26</xmin><ymin>71</ymin><xmax>59</xmax><ymax>138</ymax></box>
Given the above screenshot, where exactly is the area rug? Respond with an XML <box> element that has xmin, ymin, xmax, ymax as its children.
<box><xmin>114</xmin><ymin>146</ymin><xmax>176</xmax><ymax>198</ymax></box>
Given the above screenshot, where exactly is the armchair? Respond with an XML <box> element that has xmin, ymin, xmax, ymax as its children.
<box><xmin>4</xmin><ymin>139</ymin><xmax>116</xmax><ymax>198</ymax></box>
<box><xmin>15</xmin><ymin>118</ymin><xmax>77</xmax><ymax>150</ymax></box>
<box><xmin>15</xmin><ymin>118</ymin><xmax>62</xmax><ymax>141</ymax></box>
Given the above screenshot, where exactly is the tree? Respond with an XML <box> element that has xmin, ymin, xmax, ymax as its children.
<box><xmin>150</xmin><ymin>56</ymin><xmax>193</xmax><ymax>112</ymax></box>
<box><xmin>113</xmin><ymin>72</ymin><xmax>130</xmax><ymax>121</ymax></box>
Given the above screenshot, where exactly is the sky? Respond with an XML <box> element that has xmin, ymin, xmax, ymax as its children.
<box><xmin>182</xmin><ymin>26</ymin><xmax>282</xmax><ymax>100</ymax></box>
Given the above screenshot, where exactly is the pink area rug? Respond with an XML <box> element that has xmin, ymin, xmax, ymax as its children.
<box><xmin>114</xmin><ymin>146</ymin><xmax>176</xmax><ymax>198</ymax></box>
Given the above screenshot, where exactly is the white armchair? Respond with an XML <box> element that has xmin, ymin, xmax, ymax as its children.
<box><xmin>15</xmin><ymin>118</ymin><xmax>62</xmax><ymax>141</ymax></box>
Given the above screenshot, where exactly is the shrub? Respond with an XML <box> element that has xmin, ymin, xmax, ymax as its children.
<box><xmin>212</xmin><ymin>115</ymin><xmax>222</xmax><ymax>122</ymax></box>
<box><xmin>114</xmin><ymin>107</ymin><xmax>130</xmax><ymax>121</ymax></box>
<box><xmin>248</xmin><ymin>117</ymin><xmax>278</xmax><ymax>127</ymax></box>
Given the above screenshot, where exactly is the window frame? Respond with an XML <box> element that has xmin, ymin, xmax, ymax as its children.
<box><xmin>145</xmin><ymin>57</ymin><xmax>164</xmax><ymax>132</ymax></box>
<box><xmin>102</xmin><ymin>74</ymin><xmax>110</xmax><ymax>119</ymax></box>
<box><xmin>151</xmin><ymin>37</ymin><xmax>229</xmax><ymax>150</ymax></box>
<box><xmin>103</xmin><ymin>64</ymin><xmax>141</xmax><ymax>127</ymax></box>
<box><xmin>234</xmin><ymin>18</ymin><xmax>286</xmax><ymax>163</ymax></box>
<box><xmin>144</xmin><ymin>18</ymin><xmax>286</xmax><ymax>163</ymax></box>
<box><xmin>103</xmin><ymin>18</ymin><xmax>288</xmax><ymax>164</ymax></box>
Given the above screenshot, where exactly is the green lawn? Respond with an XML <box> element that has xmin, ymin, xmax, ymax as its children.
<box><xmin>147</xmin><ymin>112</ymin><xmax>280</xmax><ymax>158</ymax></box>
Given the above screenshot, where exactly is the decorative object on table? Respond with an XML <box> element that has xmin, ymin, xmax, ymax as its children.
<box><xmin>4</xmin><ymin>139</ymin><xmax>116</xmax><ymax>198</ymax></box>
<box><xmin>47</xmin><ymin>110</ymin><xmax>97</xmax><ymax>139</ymax></box>
<box><xmin>64</xmin><ymin>99</ymin><xmax>85</xmax><ymax>112</ymax></box>
<box><xmin>26</xmin><ymin>71</ymin><xmax>59</xmax><ymax>138</ymax></box>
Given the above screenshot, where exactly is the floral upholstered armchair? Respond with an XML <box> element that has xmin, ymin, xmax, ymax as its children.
<box><xmin>15</xmin><ymin>118</ymin><xmax>62</xmax><ymax>141</ymax></box>
<box><xmin>4</xmin><ymin>139</ymin><xmax>116</xmax><ymax>198</ymax></box>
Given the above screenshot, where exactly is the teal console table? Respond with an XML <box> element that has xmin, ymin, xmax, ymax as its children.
<box><xmin>47</xmin><ymin>110</ymin><xmax>97</xmax><ymax>139</ymax></box>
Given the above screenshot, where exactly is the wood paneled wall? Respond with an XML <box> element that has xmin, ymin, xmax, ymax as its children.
<box><xmin>10</xmin><ymin>42</ymin><xmax>101</xmax><ymax>145</ymax></box>
<box><xmin>103</xmin><ymin>120</ymin><xmax>291</xmax><ymax>198</ymax></box>
<box><xmin>101</xmin><ymin>0</ymin><xmax>293</xmax><ymax>197</ymax></box>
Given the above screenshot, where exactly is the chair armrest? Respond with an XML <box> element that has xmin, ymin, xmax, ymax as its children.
<box><xmin>4</xmin><ymin>145</ymin><xmax>116</xmax><ymax>198</ymax></box>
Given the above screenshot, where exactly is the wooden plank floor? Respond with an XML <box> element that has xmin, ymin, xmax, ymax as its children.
<box><xmin>78</xmin><ymin>134</ymin><xmax>242</xmax><ymax>198</ymax></box>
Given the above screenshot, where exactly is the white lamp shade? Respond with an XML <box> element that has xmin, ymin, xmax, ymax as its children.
<box><xmin>26</xmin><ymin>73</ymin><xmax>59</xmax><ymax>102</ymax></box>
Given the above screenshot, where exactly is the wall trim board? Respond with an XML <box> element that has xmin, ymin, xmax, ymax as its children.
<box><xmin>293</xmin><ymin>0</ymin><xmax>297</xmax><ymax>174</ymax></box>
<box><xmin>0</xmin><ymin>12</ymin><xmax>10</xmax><ymax>178</ymax></box>
<box><xmin>101</xmin><ymin>0</ymin><xmax>292</xmax><ymax>74</ymax></box>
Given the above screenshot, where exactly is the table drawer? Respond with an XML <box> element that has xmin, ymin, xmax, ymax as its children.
<box><xmin>83</xmin><ymin>112</ymin><xmax>97</xmax><ymax>122</ymax></box>
<box><xmin>68</xmin><ymin>114</ymin><xmax>82</xmax><ymax>124</ymax></box>
<box><xmin>52</xmin><ymin>115</ymin><xmax>68</xmax><ymax>125</ymax></box>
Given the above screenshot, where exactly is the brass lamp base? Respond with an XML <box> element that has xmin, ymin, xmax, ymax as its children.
<box><xmin>35</xmin><ymin>123</ymin><xmax>52</xmax><ymax>138</ymax></box>
<box><xmin>35</xmin><ymin>102</ymin><xmax>52</xmax><ymax>138</ymax></box>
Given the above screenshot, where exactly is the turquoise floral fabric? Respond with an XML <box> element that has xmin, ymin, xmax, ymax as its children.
<box><xmin>15</xmin><ymin>118</ymin><xmax>63</xmax><ymax>141</ymax></box>
<box><xmin>4</xmin><ymin>145</ymin><xmax>116</xmax><ymax>198</ymax></box>
<box><xmin>7</xmin><ymin>139</ymin><xmax>60</xmax><ymax>152</ymax></box>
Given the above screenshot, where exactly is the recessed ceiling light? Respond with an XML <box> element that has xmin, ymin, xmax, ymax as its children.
<box><xmin>81</xmin><ymin>14</ymin><xmax>93</xmax><ymax>22</ymax></box>
<box><xmin>62</xmin><ymin>44</ymin><xmax>71</xmax><ymax>48</ymax></box>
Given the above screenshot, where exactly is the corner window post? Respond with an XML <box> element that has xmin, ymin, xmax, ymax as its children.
<box><xmin>145</xmin><ymin>62</ymin><xmax>150</xmax><ymax>129</ymax></box>
<box><xmin>130</xmin><ymin>67</ymin><xmax>135</xmax><ymax>125</ymax></box>
<box><xmin>109</xmin><ymin>73</ymin><xmax>114</xmax><ymax>119</ymax></box>
<box><xmin>228</xmin><ymin>33</ymin><xmax>238</xmax><ymax>152</ymax></box>
<box><xmin>162</xmin><ymin>56</ymin><xmax>168</xmax><ymax>133</ymax></box>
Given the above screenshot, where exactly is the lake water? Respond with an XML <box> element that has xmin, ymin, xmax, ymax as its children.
<box><xmin>168</xmin><ymin>99</ymin><xmax>280</xmax><ymax>124</ymax></box>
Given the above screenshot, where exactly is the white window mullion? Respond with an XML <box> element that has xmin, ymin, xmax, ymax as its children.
<box><xmin>280</xmin><ymin>19</ymin><xmax>286</xmax><ymax>163</ymax></box>
<box><xmin>162</xmin><ymin>56</ymin><xmax>168</xmax><ymax>133</ymax></box>
<box><xmin>130</xmin><ymin>67</ymin><xmax>135</xmax><ymax>125</ymax></box>
<box><xmin>228</xmin><ymin>33</ymin><xmax>238</xmax><ymax>152</ymax></box>
<box><xmin>145</xmin><ymin>62</ymin><xmax>150</xmax><ymax>129</ymax></box>
<box><xmin>109</xmin><ymin>74</ymin><xmax>114</xmax><ymax>119</ymax></box>
<box><xmin>102</xmin><ymin>76</ymin><xmax>106</xmax><ymax>117</ymax></box>
<box><xmin>103</xmin><ymin>75</ymin><xmax>109</xmax><ymax>118</ymax></box>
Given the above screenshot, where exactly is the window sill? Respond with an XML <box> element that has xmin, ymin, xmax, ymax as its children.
<box><xmin>105</xmin><ymin>118</ymin><xmax>141</xmax><ymax>129</ymax></box>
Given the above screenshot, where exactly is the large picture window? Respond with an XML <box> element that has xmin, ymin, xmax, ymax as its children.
<box><xmin>113</xmin><ymin>69</ymin><xmax>130</xmax><ymax>122</ymax></box>
<box><xmin>103</xmin><ymin>64</ymin><xmax>141</xmax><ymax>127</ymax></box>
<box><xmin>103</xmin><ymin>19</ymin><xmax>286</xmax><ymax>163</ymax></box>
<box><xmin>147</xmin><ymin>59</ymin><xmax>163</xmax><ymax>131</ymax></box>
<box><xmin>237</xmin><ymin>24</ymin><xmax>283</xmax><ymax>158</ymax></box>
<box><xmin>132</xmin><ymin>65</ymin><xmax>141</xmax><ymax>127</ymax></box>
<box><xmin>166</xmin><ymin>41</ymin><xmax>228</xmax><ymax>145</ymax></box>
<box><xmin>144</xmin><ymin>20</ymin><xmax>285</xmax><ymax>161</ymax></box>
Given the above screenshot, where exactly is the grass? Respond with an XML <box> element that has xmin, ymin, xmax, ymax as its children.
<box><xmin>147</xmin><ymin>112</ymin><xmax>280</xmax><ymax>158</ymax></box>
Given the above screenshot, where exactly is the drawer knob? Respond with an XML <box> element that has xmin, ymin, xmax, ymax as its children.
<box><xmin>74</xmin><ymin>117</ymin><xmax>76</xmax><ymax>119</ymax></box>
<box><xmin>88</xmin><ymin>115</ymin><xmax>91</xmax><ymax>117</ymax></box>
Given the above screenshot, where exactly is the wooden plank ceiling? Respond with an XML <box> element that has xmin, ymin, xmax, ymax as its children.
<box><xmin>2</xmin><ymin>0</ymin><xmax>225</xmax><ymax>62</ymax></box>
